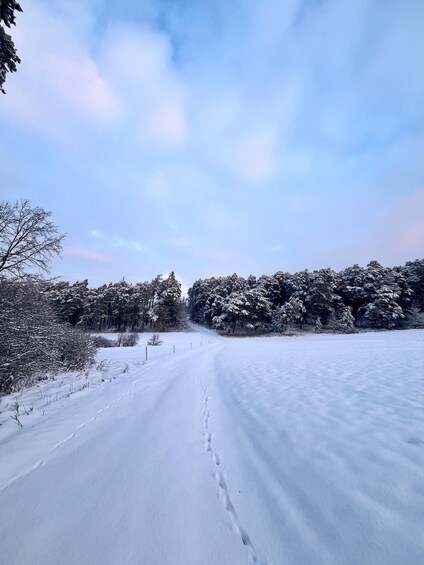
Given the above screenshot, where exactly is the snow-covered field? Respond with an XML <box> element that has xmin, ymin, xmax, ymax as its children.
<box><xmin>0</xmin><ymin>328</ymin><xmax>423</xmax><ymax>564</ymax></box>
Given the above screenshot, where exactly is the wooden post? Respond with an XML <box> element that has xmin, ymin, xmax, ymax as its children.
<box><xmin>173</xmin><ymin>344</ymin><xmax>175</xmax><ymax>354</ymax></box>
<box><xmin>145</xmin><ymin>345</ymin><xmax>148</xmax><ymax>361</ymax></box>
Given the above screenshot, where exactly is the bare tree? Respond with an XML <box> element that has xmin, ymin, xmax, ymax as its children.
<box><xmin>0</xmin><ymin>278</ymin><xmax>95</xmax><ymax>395</ymax></box>
<box><xmin>0</xmin><ymin>200</ymin><xmax>65</xmax><ymax>278</ymax></box>
<box><xmin>0</xmin><ymin>278</ymin><xmax>63</xmax><ymax>393</ymax></box>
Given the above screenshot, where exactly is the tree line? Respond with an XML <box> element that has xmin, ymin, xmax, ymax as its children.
<box><xmin>188</xmin><ymin>261</ymin><xmax>424</xmax><ymax>334</ymax></box>
<box><xmin>43</xmin><ymin>273</ymin><xmax>182</xmax><ymax>332</ymax></box>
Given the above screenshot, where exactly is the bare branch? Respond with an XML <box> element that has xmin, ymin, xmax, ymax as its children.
<box><xmin>0</xmin><ymin>200</ymin><xmax>65</xmax><ymax>278</ymax></box>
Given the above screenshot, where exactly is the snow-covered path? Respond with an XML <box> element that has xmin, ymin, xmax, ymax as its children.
<box><xmin>0</xmin><ymin>329</ymin><xmax>423</xmax><ymax>564</ymax></box>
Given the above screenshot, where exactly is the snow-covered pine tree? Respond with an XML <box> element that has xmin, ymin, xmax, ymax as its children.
<box><xmin>337</xmin><ymin>305</ymin><xmax>355</xmax><ymax>333</ymax></box>
<box><xmin>307</xmin><ymin>269</ymin><xmax>340</xmax><ymax>327</ymax></box>
<box><xmin>359</xmin><ymin>261</ymin><xmax>410</xmax><ymax>328</ymax></box>
<box><xmin>278</xmin><ymin>296</ymin><xmax>306</xmax><ymax>329</ymax></box>
<box><xmin>401</xmin><ymin>259</ymin><xmax>424</xmax><ymax>312</ymax></box>
<box><xmin>152</xmin><ymin>272</ymin><xmax>182</xmax><ymax>330</ymax></box>
<box><xmin>363</xmin><ymin>284</ymin><xmax>405</xmax><ymax>328</ymax></box>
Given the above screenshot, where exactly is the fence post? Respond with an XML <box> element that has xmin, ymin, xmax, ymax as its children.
<box><xmin>173</xmin><ymin>344</ymin><xmax>175</xmax><ymax>354</ymax></box>
<box><xmin>145</xmin><ymin>345</ymin><xmax>148</xmax><ymax>362</ymax></box>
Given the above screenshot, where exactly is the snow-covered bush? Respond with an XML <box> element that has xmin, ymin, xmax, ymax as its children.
<box><xmin>59</xmin><ymin>325</ymin><xmax>96</xmax><ymax>370</ymax></box>
<box><xmin>91</xmin><ymin>335</ymin><xmax>117</xmax><ymax>348</ymax></box>
<box><xmin>147</xmin><ymin>333</ymin><xmax>163</xmax><ymax>346</ymax></box>
<box><xmin>117</xmin><ymin>332</ymin><xmax>139</xmax><ymax>347</ymax></box>
<box><xmin>0</xmin><ymin>278</ymin><xmax>95</xmax><ymax>395</ymax></box>
<box><xmin>0</xmin><ymin>278</ymin><xmax>60</xmax><ymax>394</ymax></box>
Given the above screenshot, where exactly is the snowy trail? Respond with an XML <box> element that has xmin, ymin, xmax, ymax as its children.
<box><xmin>0</xmin><ymin>340</ymin><xmax>248</xmax><ymax>565</ymax></box>
<box><xmin>1</xmin><ymin>329</ymin><xmax>424</xmax><ymax>564</ymax></box>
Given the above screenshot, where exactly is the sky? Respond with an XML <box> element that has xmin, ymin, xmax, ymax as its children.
<box><xmin>1</xmin><ymin>0</ymin><xmax>423</xmax><ymax>289</ymax></box>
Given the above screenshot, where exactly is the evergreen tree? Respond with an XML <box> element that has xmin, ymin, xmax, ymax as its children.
<box><xmin>337</xmin><ymin>305</ymin><xmax>355</xmax><ymax>333</ymax></box>
<box><xmin>307</xmin><ymin>269</ymin><xmax>340</xmax><ymax>326</ymax></box>
<box><xmin>152</xmin><ymin>272</ymin><xmax>182</xmax><ymax>330</ymax></box>
<box><xmin>314</xmin><ymin>316</ymin><xmax>323</xmax><ymax>333</ymax></box>
<box><xmin>0</xmin><ymin>1</ymin><xmax>22</xmax><ymax>94</ymax></box>
<box><xmin>364</xmin><ymin>285</ymin><xmax>405</xmax><ymax>329</ymax></box>
<box><xmin>279</xmin><ymin>296</ymin><xmax>306</xmax><ymax>329</ymax></box>
<box><xmin>401</xmin><ymin>260</ymin><xmax>424</xmax><ymax>311</ymax></box>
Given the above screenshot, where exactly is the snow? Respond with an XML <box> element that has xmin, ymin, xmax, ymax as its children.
<box><xmin>0</xmin><ymin>328</ymin><xmax>423</xmax><ymax>564</ymax></box>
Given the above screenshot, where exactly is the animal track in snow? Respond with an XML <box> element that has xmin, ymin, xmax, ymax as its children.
<box><xmin>200</xmin><ymin>378</ymin><xmax>268</xmax><ymax>565</ymax></box>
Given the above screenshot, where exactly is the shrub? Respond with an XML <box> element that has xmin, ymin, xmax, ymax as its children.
<box><xmin>91</xmin><ymin>335</ymin><xmax>117</xmax><ymax>348</ymax></box>
<box><xmin>59</xmin><ymin>325</ymin><xmax>96</xmax><ymax>371</ymax></box>
<box><xmin>117</xmin><ymin>332</ymin><xmax>139</xmax><ymax>347</ymax></box>
<box><xmin>0</xmin><ymin>278</ymin><xmax>62</xmax><ymax>394</ymax></box>
<box><xmin>147</xmin><ymin>333</ymin><xmax>163</xmax><ymax>346</ymax></box>
<box><xmin>0</xmin><ymin>278</ymin><xmax>96</xmax><ymax>395</ymax></box>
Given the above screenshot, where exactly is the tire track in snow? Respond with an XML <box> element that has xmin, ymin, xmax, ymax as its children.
<box><xmin>0</xmin><ymin>376</ymin><xmax>141</xmax><ymax>494</ymax></box>
<box><xmin>200</xmin><ymin>378</ymin><xmax>269</xmax><ymax>565</ymax></box>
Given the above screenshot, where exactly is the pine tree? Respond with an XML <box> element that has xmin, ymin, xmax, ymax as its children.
<box><xmin>0</xmin><ymin>1</ymin><xmax>23</xmax><ymax>94</ymax></box>
<box><xmin>153</xmin><ymin>272</ymin><xmax>181</xmax><ymax>330</ymax></box>
<box><xmin>364</xmin><ymin>285</ymin><xmax>405</xmax><ymax>328</ymax></box>
<box><xmin>338</xmin><ymin>305</ymin><xmax>355</xmax><ymax>333</ymax></box>
<box><xmin>401</xmin><ymin>260</ymin><xmax>424</xmax><ymax>312</ymax></box>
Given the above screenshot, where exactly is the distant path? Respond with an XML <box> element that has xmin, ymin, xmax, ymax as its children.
<box><xmin>186</xmin><ymin>319</ymin><xmax>224</xmax><ymax>338</ymax></box>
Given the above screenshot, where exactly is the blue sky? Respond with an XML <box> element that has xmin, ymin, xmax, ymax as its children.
<box><xmin>1</xmin><ymin>0</ymin><xmax>423</xmax><ymax>289</ymax></box>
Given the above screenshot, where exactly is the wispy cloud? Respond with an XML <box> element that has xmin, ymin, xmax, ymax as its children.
<box><xmin>64</xmin><ymin>247</ymin><xmax>107</xmax><ymax>262</ymax></box>
<box><xmin>112</xmin><ymin>238</ymin><xmax>144</xmax><ymax>253</ymax></box>
<box><xmin>0</xmin><ymin>3</ymin><xmax>120</xmax><ymax>141</ymax></box>
<box><xmin>0</xmin><ymin>3</ymin><xmax>188</xmax><ymax>149</ymax></box>
<box><xmin>100</xmin><ymin>23</ymin><xmax>188</xmax><ymax>147</ymax></box>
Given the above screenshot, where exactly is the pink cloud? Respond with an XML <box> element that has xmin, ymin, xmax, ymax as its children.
<box><xmin>0</xmin><ymin>3</ymin><xmax>188</xmax><ymax>147</ymax></box>
<box><xmin>64</xmin><ymin>247</ymin><xmax>107</xmax><ymax>262</ymax></box>
<box><xmin>386</xmin><ymin>189</ymin><xmax>424</xmax><ymax>257</ymax></box>
<box><xmin>0</xmin><ymin>3</ymin><xmax>120</xmax><ymax>139</ymax></box>
<box><xmin>347</xmin><ymin>188</ymin><xmax>424</xmax><ymax>267</ymax></box>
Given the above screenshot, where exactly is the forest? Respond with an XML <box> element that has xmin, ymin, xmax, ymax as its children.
<box><xmin>43</xmin><ymin>273</ymin><xmax>182</xmax><ymax>332</ymax></box>
<box><xmin>188</xmin><ymin>260</ymin><xmax>424</xmax><ymax>334</ymax></box>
